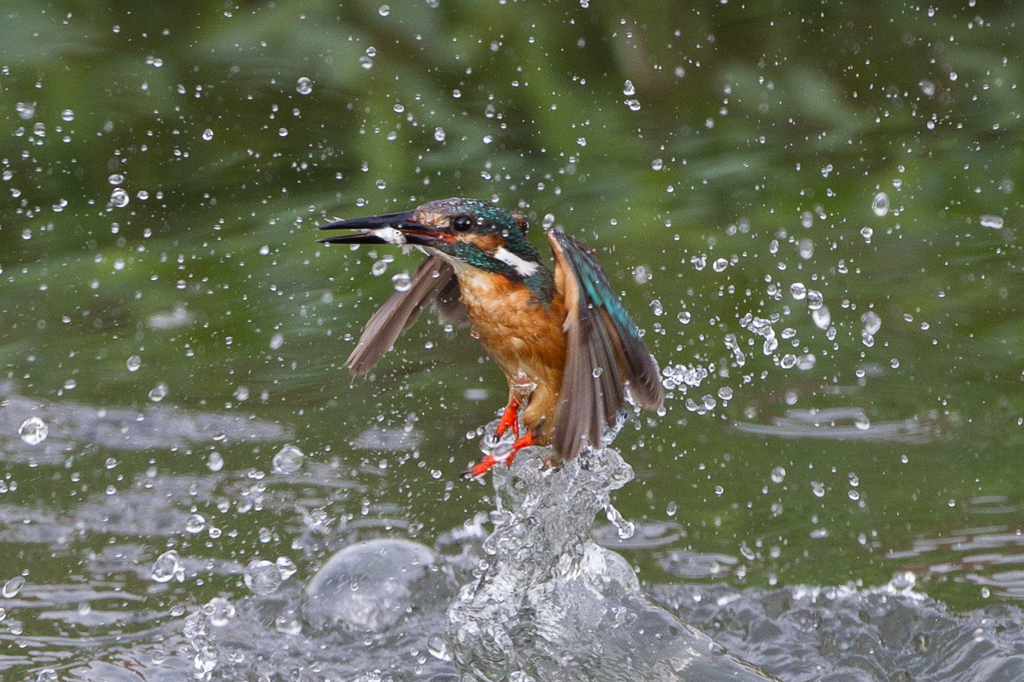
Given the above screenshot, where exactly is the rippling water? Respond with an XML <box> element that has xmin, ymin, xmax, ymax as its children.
<box><xmin>7</xmin><ymin>421</ymin><xmax>1024</xmax><ymax>681</ymax></box>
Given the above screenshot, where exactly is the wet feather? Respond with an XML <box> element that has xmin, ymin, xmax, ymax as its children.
<box><xmin>346</xmin><ymin>256</ymin><xmax>466</xmax><ymax>373</ymax></box>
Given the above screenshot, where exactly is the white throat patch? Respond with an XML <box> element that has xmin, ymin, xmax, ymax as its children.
<box><xmin>493</xmin><ymin>246</ymin><xmax>540</xmax><ymax>277</ymax></box>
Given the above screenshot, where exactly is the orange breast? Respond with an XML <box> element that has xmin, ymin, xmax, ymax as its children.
<box><xmin>455</xmin><ymin>269</ymin><xmax>566</xmax><ymax>439</ymax></box>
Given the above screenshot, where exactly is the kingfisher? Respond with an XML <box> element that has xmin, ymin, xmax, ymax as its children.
<box><xmin>318</xmin><ymin>198</ymin><xmax>663</xmax><ymax>478</ymax></box>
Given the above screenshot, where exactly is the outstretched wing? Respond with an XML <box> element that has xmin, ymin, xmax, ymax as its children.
<box><xmin>548</xmin><ymin>231</ymin><xmax>664</xmax><ymax>463</ymax></box>
<box><xmin>347</xmin><ymin>255</ymin><xmax>468</xmax><ymax>374</ymax></box>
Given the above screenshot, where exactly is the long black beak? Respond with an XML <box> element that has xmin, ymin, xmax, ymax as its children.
<box><xmin>317</xmin><ymin>211</ymin><xmax>444</xmax><ymax>247</ymax></box>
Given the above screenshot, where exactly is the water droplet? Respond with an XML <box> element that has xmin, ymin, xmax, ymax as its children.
<box><xmin>275</xmin><ymin>610</ymin><xmax>303</xmax><ymax>635</ymax></box>
<box><xmin>854</xmin><ymin>413</ymin><xmax>871</xmax><ymax>431</ymax></box>
<box><xmin>790</xmin><ymin>283</ymin><xmax>806</xmax><ymax>300</ymax></box>
<box><xmin>269</xmin><ymin>333</ymin><xmax>284</xmax><ymax>350</ymax></box>
<box><xmin>148</xmin><ymin>382</ymin><xmax>168</xmax><ymax>402</ymax></box>
<box><xmin>296</xmin><ymin>76</ymin><xmax>313</xmax><ymax>95</ymax></box>
<box><xmin>604</xmin><ymin>503</ymin><xmax>634</xmax><ymax>539</ymax></box>
<box><xmin>244</xmin><ymin>559</ymin><xmax>283</xmax><ymax>595</ymax></box>
<box><xmin>359</xmin><ymin>55</ymin><xmax>374</xmax><ymax>70</ymax></box>
<box><xmin>428</xmin><ymin>635</ymin><xmax>451</xmax><ymax>661</ymax></box>
<box><xmin>796</xmin><ymin>354</ymin><xmax>816</xmax><ymax>370</ymax></box>
<box><xmin>717</xmin><ymin>386</ymin><xmax>733</xmax><ymax>400</ymax></box>
<box><xmin>872</xmin><ymin>192</ymin><xmax>890</xmax><ymax>216</ymax></box>
<box><xmin>207</xmin><ymin>452</ymin><xmax>224</xmax><ymax>472</ymax></box>
<box><xmin>798</xmin><ymin>239</ymin><xmax>813</xmax><ymax>259</ymax></box>
<box><xmin>433</xmin><ymin>126</ymin><xmax>446</xmax><ymax>142</ymax></box>
<box><xmin>860</xmin><ymin>226</ymin><xmax>873</xmax><ymax>243</ymax></box>
<box><xmin>623</xmin><ymin>80</ymin><xmax>635</xmax><ymax>96</ymax></box>
<box><xmin>666</xmin><ymin>501</ymin><xmax>677</xmax><ymax>516</ymax></box>
<box><xmin>771</xmin><ymin>467</ymin><xmax>786</xmax><ymax>483</ymax></box>
<box><xmin>126</xmin><ymin>355</ymin><xmax>142</xmax><ymax>372</ymax></box>
<box><xmin>16</xmin><ymin>102</ymin><xmax>36</xmax><ymax>120</ymax></box>
<box><xmin>206</xmin><ymin>597</ymin><xmax>236</xmax><ymax>626</ymax></box>
<box><xmin>801</xmin><ymin>211</ymin><xmax>813</xmax><ymax>228</ymax></box>
<box><xmin>712</xmin><ymin>258</ymin><xmax>728</xmax><ymax>272</ymax></box>
<box><xmin>651</xmin><ymin>158</ymin><xmax>663</xmax><ymax>171</ymax></box>
<box><xmin>278</xmin><ymin>127</ymin><xmax>288</xmax><ymax>137</ymax></box>
<box><xmin>371</xmin><ymin>259</ymin><xmax>388</xmax><ymax>276</ymax></box>
<box><xmin>812</xmin><ymin>305</ymin><xmax>831</xmax><ymax>330</ymax></box>
<box><xmin>110</xmin><ymin>188</ymin><xmax>129</xmax><ymax>208</ymax></box>
<box><xmin>980</xmin><ymin>215</ymin><xmax>1004</xmax><ymax>229</ymax></box>
<box><xmin>392</xmin><ymin>272</ymin><xmax>411</xmax><ymax>291</ymax></box>
<box><xmin>185</xmin><ymin>514</ymin><xmax>206</xmax><ymax>533</ymax></box>
<box><xmin>61</xmin><ymin>109</ymin><xmax>75</xmax><ymax>122</ymax></box>
<box><xmin>677</xmin><ymin>311</ymin><xmax>691</xmax><ymax>325</ymax></box>
<box><xmin>19</xmin><ymin>417</ymin><xmax>48</xmax><ymax>445</ymax></box>
<box><xmin>848</xmin><ymin>472</ymin><xmax>860</xmax><ymax>487</ymax></box>
<box><xmin>201</xmin><ymin>128</ymin><xmax>213</xmax><ymax>141</ymax></box>
<box><xmin>272</xmin><ymin>445</ymin><xmax>305</xmax><ymax>474</ymax></box>
<box><xmin>591</xmin><ymin>367</ymin><xmax>604</xmax><ymax>379</ymax></box>
<box><xmin>806</xmin><ymin>289</ymin><xmax>823</xmax><ymax>310</ymax></box>
<box><xmin>276</xmin><ymin>556</ymin><xmax>298</xmax><ymax>580</ymax></box>
<box><xmin>2</xmin><ymin>576</ymin><xmax>25</xmax><ymax>598</ymax></box>
<box><xmin>378</xmin><ymin>4</ymin><xmax>390</xmax><ymax>16</ymax></box>
<box><xmin>862</xmin><ymin>311</ymin><xmax>881</xmax><ymax>335</ymax></box>
<box><xmin>811</xmin><ymin>481</ymin><xmax>826</xmax><ymax>498</ymax></box>
<box><xmin>151</xmin><ymin>550</ymin><xmax>183</xmax><ymax>583</ymax></box>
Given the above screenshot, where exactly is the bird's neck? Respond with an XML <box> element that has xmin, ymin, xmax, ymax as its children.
<box><xmin>441</xmin><ymin>244</ymin><xmax>556</xmax><ymax>303</ymax></box>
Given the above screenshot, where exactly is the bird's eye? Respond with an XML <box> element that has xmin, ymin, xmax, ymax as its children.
<box><xmin>452</xmin><ymin>215</ymin><xmax>474</xmax><ymax>232</ymax></box>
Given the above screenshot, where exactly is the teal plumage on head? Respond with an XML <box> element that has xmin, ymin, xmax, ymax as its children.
<box><xmin>422</xmin><ymin>198</ymin><xmax>555</xmax><ymax>298</ymax></box>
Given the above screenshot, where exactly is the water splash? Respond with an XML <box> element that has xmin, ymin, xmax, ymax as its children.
<box><xmin>447</xmin><ymin>429</ymin><xmax>772</xmax><ymax>681</ymax></box>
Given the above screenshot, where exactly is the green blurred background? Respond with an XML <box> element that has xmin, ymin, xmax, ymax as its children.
<box><xmin>1</xmin><ymin>0</ymin><xmax>1023</xmax><ymax>662</ymax></box>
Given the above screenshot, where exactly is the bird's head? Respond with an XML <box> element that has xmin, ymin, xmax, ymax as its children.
<box><xmin>319</xmin><ymin>198</ymin><xmax>545</xmax><ymax>279</ymax></box>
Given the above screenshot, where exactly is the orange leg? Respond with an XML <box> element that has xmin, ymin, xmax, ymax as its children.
<box><xmin>466</xmin><ymin>431</ymin><xmax>537</xmax><ymax>479</ymax></box>
<box><xmin>495</xmin><ymin>397</ymin><xmax>521</xmax><ymax>439</ymax></box>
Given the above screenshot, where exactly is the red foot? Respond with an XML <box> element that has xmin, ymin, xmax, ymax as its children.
<box><xmin>495</xmin><ymin>398</ymin><xmax>521</xmax><ymax>439</ymax></box>
<box><xmin>465</xmin><ymin>431</ymin><xmax>538</xmax><ymax>479</ymax></box>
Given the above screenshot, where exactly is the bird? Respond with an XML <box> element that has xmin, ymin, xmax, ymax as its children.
<box><xmin>318</xmin><ymin>198</ymin><xmax>663</xmax><ymax>478</ymax></box>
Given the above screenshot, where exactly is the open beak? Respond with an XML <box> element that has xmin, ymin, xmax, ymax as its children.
<box><xmin>317</xmin><ymin>211</ymin><xmax>445</xmax><ymax>247</ymax></box>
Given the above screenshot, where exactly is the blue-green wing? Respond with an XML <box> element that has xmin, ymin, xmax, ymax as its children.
<box><xmin>547</xmin><ymin>231</ymin><xmax>663</xmax><ymax>464</ymax></box>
